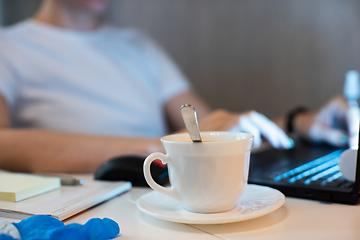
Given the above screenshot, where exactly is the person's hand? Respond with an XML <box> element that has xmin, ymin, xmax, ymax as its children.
<box><xmin>198</xmin><ymin>109</ymin><xmax>293</xmax><ymax>149</ymax></box>
<box><xmin>294</xmin><ymin>96</ymin><xmax>359</xmax><ymax>147</ymax></box>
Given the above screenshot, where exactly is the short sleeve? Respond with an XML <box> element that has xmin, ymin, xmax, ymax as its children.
<box><xmin>139</xmin><ymin>33</ymin><xmax>192</xmax><ymax>103</ymax></box>
<box><xmin>0</xmin><ymin>38</ymin><xmax>19</xmax><ymax>110</ymax></box>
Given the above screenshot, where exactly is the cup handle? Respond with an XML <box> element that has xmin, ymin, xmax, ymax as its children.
<box><xmin>143</xmin><ymin>152</ymin><xmax>179</xmax><ymax>201</ymax></box>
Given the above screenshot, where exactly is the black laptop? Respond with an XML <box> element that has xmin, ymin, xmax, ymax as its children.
<box><xmin>248</xmin><ymin>135</ymin><xmax>360</xmax><ymax>204</ymax></box>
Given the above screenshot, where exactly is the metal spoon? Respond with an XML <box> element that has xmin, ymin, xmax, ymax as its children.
<box><xmin>180</xmin><ymin>104</ymin><xmax>202</xmax><ymax>142</ymax></box>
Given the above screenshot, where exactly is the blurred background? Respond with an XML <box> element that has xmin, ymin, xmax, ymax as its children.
<box><xmin>0</xmin><ymin>0</ymin><xmax>359</xmax><ymax>118</ymax></box>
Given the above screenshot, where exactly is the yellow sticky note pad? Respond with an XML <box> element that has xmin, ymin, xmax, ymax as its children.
<box><xmin>0</xmin><ymin>173</ymin><xmax>61</xmax><ymax>202</ymax></box>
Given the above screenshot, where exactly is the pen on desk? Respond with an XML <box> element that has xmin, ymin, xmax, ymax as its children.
<box><xmin>37</xmin><ymin>174</ymin><xmax>85</xmax><ymax>186</ymax></box>
<box><xmin>60</xmin><ymin>176</ymin><xmax>85</xmax><ymax>186</ymax></box>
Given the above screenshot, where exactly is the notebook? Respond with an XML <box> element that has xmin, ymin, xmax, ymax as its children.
<box><xmin>0</xmin><ymin>173</ymin><xmax>61</xmax><ymax>202</ymax></box>
<box><xmin>248</xmin><ymin>136</ymin><xmax>359</xmax><ymax>204</ymax></box>
<box><xmin>0</xmin><ymin>175</ymin><xmax>132</xmax><ymax>220</ymax></box>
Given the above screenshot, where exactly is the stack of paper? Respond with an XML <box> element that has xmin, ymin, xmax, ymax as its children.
<box><xmin>0</xmin><ymin>172</ymin><xmax>61</xmax><ymax>202</ymax></box>
<box><xmin>0</xmin><ymin>175</ymin><xmax>132</xmax><ymax>220</ymax></box>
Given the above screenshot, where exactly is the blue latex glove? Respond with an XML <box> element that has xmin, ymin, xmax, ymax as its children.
<box><xmin>0</xmin><ymin>215</ymin><xmax>120</xmax><ymax>240</ymax></box>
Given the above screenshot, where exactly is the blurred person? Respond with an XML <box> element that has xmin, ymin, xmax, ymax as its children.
<box><xmin>0</xmin><ymin>0</ymin><xmax>357</xmax><ymax>173</ymax></box>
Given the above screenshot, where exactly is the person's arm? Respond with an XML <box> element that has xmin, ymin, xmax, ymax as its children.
<box><xmin>164</xmin><ymin>91</ymin><xmax>211</xmax><ymax>132</ymax></box>
<box><xmin>164</xmin><ymin>91</ymin><xmax>293</xmax><ymax>149</ymax></box>
<box><xmin>272</xmin><ymin>96</ymin><xmax>359</xmax><ymax>147</ymax></box>
<box><xmin>0</xmin><ymin>95</ymin><xmax>163</xmax><ymax>173</ymax></box>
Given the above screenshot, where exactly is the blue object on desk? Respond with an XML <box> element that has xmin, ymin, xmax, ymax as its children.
<box><xmin>0</xmin><ymin>215</ymin><xmax>120</xmax><ymax>240</ymax></box>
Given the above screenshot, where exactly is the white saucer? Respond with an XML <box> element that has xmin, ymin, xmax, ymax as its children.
<box><xmin>136</xmin><ymin>184</ymin><xmax>285</xmax><ymax>224</ymax></box>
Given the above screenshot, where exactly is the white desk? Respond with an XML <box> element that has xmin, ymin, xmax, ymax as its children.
<box><xmin>62</xmin><ymin>187</ymin><xmax>360</xmax><ymax>240</ymax></box>
<box><xmin>64</xmin><ymin>187</ymin><xmax>217</xmax><ymax>240</ymax></box>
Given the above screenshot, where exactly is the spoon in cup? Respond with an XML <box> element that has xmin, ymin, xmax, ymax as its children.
<box><xmin>180</xmin><ymin>104</ymin><xmax>202</xmax><ymax>142</ymax></box>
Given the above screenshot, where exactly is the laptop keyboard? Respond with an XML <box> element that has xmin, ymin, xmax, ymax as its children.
<box><xmin>273</xmin><ymin>149</ymin><xmax>353</xmax><ymax>188</ymax></box>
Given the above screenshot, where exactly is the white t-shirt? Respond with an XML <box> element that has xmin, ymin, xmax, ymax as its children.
<box><xmin>0</xmin><ymin>20</ymin><xmax>191</xmax><ymax>137</ymax></box>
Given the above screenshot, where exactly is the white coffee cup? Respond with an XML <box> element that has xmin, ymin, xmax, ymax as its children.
<box><xmin>143</xmin><ymin>131</ymin><xmax>253</xmax><ymax>213</ymax></box>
